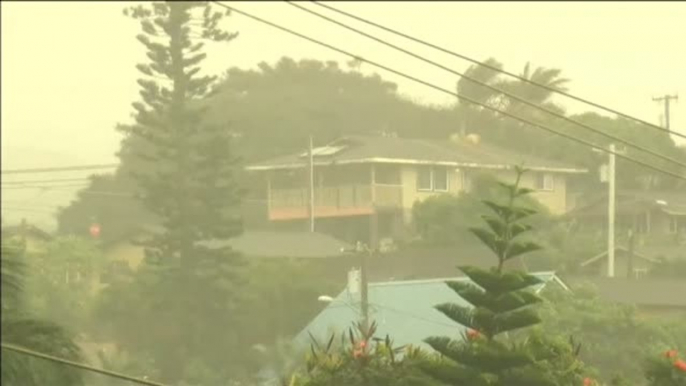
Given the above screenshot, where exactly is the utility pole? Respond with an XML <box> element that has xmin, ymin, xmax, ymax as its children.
<box><xmin>345</xmin><ymin>242</ymin><xmax>370</xmax><ymax>333</ymax></box>
<box><xmin>359</xmin><ymin>242</ymin><xmax>370</xmax><ymax>333</ymax></box>
<box><xmin>653</xmin><ymin>94</ymin><xmax>678</xmax><ymax>130</ymax></box>
<box><xmin>307</xmin><ymin>135</ymin><xmax>315</xmax><ymax>232</ymax></box>
<box><xmin>626</xmin><ymin>228</ymin><xmax>635</xmax><ymax>279</ymax></box>
<box><xmin>607</xmin><ymin>143</ymin><xmax>616</xmax><ymax>278</ymax></box>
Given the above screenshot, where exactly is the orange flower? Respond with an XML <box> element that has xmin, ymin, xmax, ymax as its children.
<box><xmin>665</xmin><ymin>349</ymin><xmax>678</xmax><ymax>359</ymax></box>
<box><xmin>583</xmin><ymin>377</ymin><xmax>595</xmax><ymax>386</ymax></box>
<box><xmin>674</xmin><ymin>359</ymin><xmax>686</xmax><ymax>372</ymax></box>
<box><xmin>358</xmin><ymin>340</ymin><xmax>367</xmax><ymax>349</ymax></box>
<box><xmin>467</xmin><ymin>329</ymin><xmax>481</xmax><ymax>340</ymax></box>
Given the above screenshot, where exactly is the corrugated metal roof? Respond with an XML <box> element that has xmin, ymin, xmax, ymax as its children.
<box><xmin>293</xmin><ymin>272</ymin><xmax>561</xmax><ymax>351</ymax></box>
<box><xmin>247</xmin><ymin>135</ymin><xmax>586</xmax><ymax>173</ymax></box>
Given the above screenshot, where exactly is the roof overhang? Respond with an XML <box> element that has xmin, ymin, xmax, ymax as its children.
<box><xmin>246</xmin><ymin>157</ymin><xmax>588</xmax><ymax>174</ymax></box>
<box><xmin>661</xmin><ymin>208</ymin><xmax>686</xmax><ymax>216</ymax></box>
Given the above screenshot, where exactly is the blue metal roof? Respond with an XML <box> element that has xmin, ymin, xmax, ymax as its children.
<box><xmin>293</xmin><ymin>271</ymin><xmax>561</xmax><ymax>351</ymax></box>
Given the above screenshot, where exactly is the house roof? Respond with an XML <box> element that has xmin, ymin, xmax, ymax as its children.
<box><xmin>1</xmin><ymin>223</ymin><xmax>52</xmax><ymax>241</ymax></box>
<box><xmin>567</xmin><ymin>190</ymin><xmax>686</xmax><ymax>217</ymax></box>
<box><xmin>105</xmin><ymin>227</ymin><xmax>352</xmax><ymax>259</ymax></box>
<box><xmin>246</xmin><ymin>135</ymin><xmax>586</xmax><ymax>173</ymax></box>
<box><xmin>367</xmin><ymin>245</ymin><xmax>528</xmax><ymax>282</ymax></box>
<box><xmin>293</xmin><ymin>271</ymin><xmax>564</xmax><ymax>351</ymax></box>
<box><xmin>563</xmin><ymin>276</ymin><xmax>686</xmax><ymax>308</ymax></box>
<box><xmin>203</xmin><ymin>231</ymin><xmax>353</xmax><ymax>258</ymax></box>
<box><xmin>579</xmin><ymin>246</ymin><xmax>655</xmax><ymax>268</ymax></box>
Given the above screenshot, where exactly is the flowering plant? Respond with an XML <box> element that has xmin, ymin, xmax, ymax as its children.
<box><xmin>644</xmin><ymin>349</ymin><xmax>686</xmax><ymax>386</ymax></box>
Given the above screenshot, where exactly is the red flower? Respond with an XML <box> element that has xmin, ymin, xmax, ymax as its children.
<box><xmin>467</xmin><ymin>329</ymin><xmax>481</xmax><ymax>340</ymax></box>
<box><xmin>583</xmin><ymin>377</ymin><xmax>595</xmax><ymax>386</ymax></box>
<box><xmin>358</xmin><ymin>340</ymin><xmax>367</xmax><ymax>349</ymax></box>
<box><xmin>665</xmin><ymin>349</ymin><xmax>678</xmax><ymax>359</ymax></box>
<box><xmin>674</xmin><ymin>359</ymin><xmax>686</xmax><ymax>372</ymax></box>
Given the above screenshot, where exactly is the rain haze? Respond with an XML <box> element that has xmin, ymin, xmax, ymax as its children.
<box><xmin>1</xmin><ymin>2</ymin><xmax>685</xmax><ymax>386</ymax></box>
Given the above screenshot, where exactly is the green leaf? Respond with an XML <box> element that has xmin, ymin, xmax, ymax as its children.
<box><xmin>459</xmin><ymin>267</ymin><xmax>542</xmax><ymax>295</ymax></box>
<box><xmin>434</xmin><ymin>303</ymin><xmax>474</xmax><ymax>329</ymax></box>
<box><xmin>481</xmin><ymin>200</ymin><xmax>511</xmax><ymax>218</ymax></box>
<box><xmin>493</xmin><ymin>308</ymin><xmax>542</xmax><ymax>334</ymax></box>
<box><xmin>468</xmin><ymin>228</ymin><xmax>507</xmax><ymax>259</ymax></box>
<box><xmin>505</xmin><ymin>241</ymin><xmax>543</xmax><ymax>260</ymax></box>
<box><xmin>510</xmin><ymin>222</ymin><xmax>534</xmax><ymax>239</ymax></box>
<box><xmin>481</xmin><ymin>215</ymin><xmax>508</xmax><ymax>236</ymax></box>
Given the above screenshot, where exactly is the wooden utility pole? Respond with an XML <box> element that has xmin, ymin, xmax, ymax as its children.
<box><xmin>607</xmin><ymin>143</ymin><xmax>616</xmax><ymax>278</ymax></box>
<box><xmin>653</xmin><ymin>94</ymin><xmax>678</xmax><ymax>130</ymax></box>
<box><xmin>360</xmin><ymin>242</ymin><xmax>370</xmax><ymax>333</ymax></box>
<box><xmin>627</xmin><ymin>228</ymin><xmax>635</xmax><ymax>279</ymax></box>
<box><xmin>307</xmin><ymin>135</ymin><xmax>315</xmax><ymax>232</ymax></box>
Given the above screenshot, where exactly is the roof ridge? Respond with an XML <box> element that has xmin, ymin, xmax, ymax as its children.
<box><xmin>368</xmin><ymin>271</ymin><xmax>558</xmax><ymax>287</ymax></box>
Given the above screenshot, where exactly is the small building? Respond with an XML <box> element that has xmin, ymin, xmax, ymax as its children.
<box><xmin>564</xmin><ymin>276</ymin><xmax>686</xmax><ymax>318</ymax></box>
<box><xmin>578</xmin><ymin>246</ymin><xmax>656</xmax><ymax>278</ymax></box>
<box><xmin>566</xmin><ymin>190</ymin><xmax>686</xmax><ymax>257</ymax></box>
<box><xmin>1</xmin><ymin>219</ymin><xmax>52</xmax><ymax>254</ymax></box>
<box><xmin>293</xmin><ymin>271</ymin><xmax>568</xmax><ymax>352</ymax></box>
<box><xmin>245</xmin><ymin>134</ymin><xmax>587</xmax><ymax>246</ymax></box>
<box><xmin>96</xmin><ymin>228</ymin><xmax>354</xmax><ymax>289</ymax></box>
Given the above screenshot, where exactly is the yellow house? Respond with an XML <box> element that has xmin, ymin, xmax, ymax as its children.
<box><xmin>245</xmin><ymin>134</ymin><xmax>587</xmax><ymax>245</ymax></box>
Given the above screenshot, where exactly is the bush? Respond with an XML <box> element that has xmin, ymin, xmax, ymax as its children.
<box><xmin>292</xmin><ymin>322</ymin><xmax>441</xmax><ymax>386</ymax></box>
<box><xmin>645</xmin><ymin>349</ymin><xmax>686</xmax><ymax>386</ymax></box>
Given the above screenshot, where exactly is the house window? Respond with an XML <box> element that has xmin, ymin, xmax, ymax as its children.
<box><xmin>633</xmin><ymin>268</ymin><xmax>648</xmax><ymax>279</ymax></box>
<box><xmin>416</xmin><ymin>166</ymin><xmax>449</xmax><ymax>192</ymax></box>
<box><xmin>433</xmin><ymin>167</ymin><xmax>449</xmax><ymax>191</ymax></box>
<box><xmin>535</xmin><ymin>173</ymin><xmax>554</xmax><ymax>191</ymax></box>
<box><xmin>417</xmin><ymin>167</ymin><xmax>432</xmax><ymax>191</ymax></box>
<box><xmin>669</xmin><ymin>216</ymin><xmax>679</xmax><ymax>234</ymax></box>
<box><xmin>374</xmin><ymin>165</ymin><xmax>401</xmax><ymax>185</ymax></box>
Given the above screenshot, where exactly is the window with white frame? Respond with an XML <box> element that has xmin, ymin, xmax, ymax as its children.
<box><xmin>535</xmin><ymin>173</ymin><xmax>555</xmax><ymax>191</ymax></box>
<box><xmin>433</xmin><ymin>167</ymin><xmax>449</xmax><ymax>191</ymax></box>
<box><xmin>417</xmin><ymin>167</ymin><xmax>432</xmax><ymax>191</ymax></box>
<box><xmin>417</xmin><ymin>166</ymin><xmax>449</xmax><ymax>192</ymax></box>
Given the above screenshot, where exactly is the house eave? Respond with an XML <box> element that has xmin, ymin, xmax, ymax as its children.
<box><xmin>245</xmin><ymin>157</ymin><xmax>587</xmax><ymax>174</ymax></box>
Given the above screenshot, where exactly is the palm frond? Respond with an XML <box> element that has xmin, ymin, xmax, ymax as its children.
<box><xmin>1</xmin><ymin>241</ymin><xmax>27</xmax><ymax>308</ymax></box>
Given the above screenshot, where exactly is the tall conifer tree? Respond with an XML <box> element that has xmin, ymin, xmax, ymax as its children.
<box><xmin>116</xmin><ymin>2</ymin><xmax>245</xmax><ymax>382</ymax></box>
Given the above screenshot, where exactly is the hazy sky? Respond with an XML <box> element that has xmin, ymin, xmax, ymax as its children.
<box><xmin>2</xmin><ymin>1</ymin><xmax>685</xmax><ymax>228</ymax></box>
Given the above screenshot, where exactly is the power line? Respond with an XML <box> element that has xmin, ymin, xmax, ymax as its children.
<box><xmin>1</xmin><ymin>207</ymin><xmax>58</xmax><ymax>214</ymax></box>
<box><xmin>210</xmin><ymin>2</ymin><xmax>686</xmax><ymax>182</ymax></box>
<box><xmin>310</xmin><ymin>1</ymin><xmax>686</xmax><ymax>143</ymax></box>
<box><xmin>0</xmin><ymin>163</ymin><xmax>118</xmax><ymax>175</ymax></box>
<box><xmin>286</xmin><ymin>1</ymin><xmax>686</xmax><ymax>170</ymax></box>
<box><xmin>0</xmin><ymin>343</ymin><xmax>166</xmax><ymax>386</ymax></box>
<box><xmin>1</xmin><ymin>184</ymin><xmax>90</xmax><ymax>190</ymax></box>
<box><xmin>1</xmin><ymin>177</ymin><xmax>95</xmax><ymax>185</ymax></box>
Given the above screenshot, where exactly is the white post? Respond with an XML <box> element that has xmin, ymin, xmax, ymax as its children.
<box><xmin>308</xmin><ymin>135</ymin><xmax>315</xmax><ymax>233</ymax></box>
<box><xmin>608</xmin><ymin>143</ymin><xmax>616</xmax><ymax>278</ymax></box>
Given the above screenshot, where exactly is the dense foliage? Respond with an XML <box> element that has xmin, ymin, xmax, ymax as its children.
<box><xmin>421</xmin><ymin>167</ymin><xmax>590</xmax><ymax>386</ymax></box>
<box><xmin>645</xmin><ymin>349</ymin><xmax>686</xmax><ymax>386</ymax></box>
<box><xmin>291</xmin><ymin>322</ymin><xmax>441</xmax><ymax>386</ymax></box>
<box><xmin>1</xmin><ymin>239</ymin><xmax>85</xmax><ymax>386</ymax></box>
<box><xmin>25</xmin><ymin>236</ymin><xmax>104</xmax><ymax>332</ymax></box>
<box><xmin>411</xmin><ymin>171</ymin><xmax>553</xmax><ymax>247</ymax></box>
<box><xmin>539</xmin><ymin>283</ymin><xmax>686</xmax><ymax>384</ymax></box>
